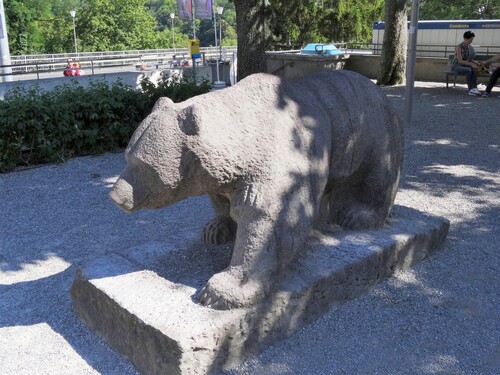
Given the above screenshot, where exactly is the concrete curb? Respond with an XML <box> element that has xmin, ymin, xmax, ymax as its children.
<box><xmin>71</xmin><ymin>205</ymin><xmax>449</xmax><ymax>375</ymax></box>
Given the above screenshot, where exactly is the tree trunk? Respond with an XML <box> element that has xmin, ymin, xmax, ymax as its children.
<box><xmin>234</xmin><ymin>0</ymin><xmax>267</xmax><ymax>81</ymax></box>
<box><xmin>377</xmin><ymin>0</ymin><xmax>408</xmax><ymax>86</ymax></box>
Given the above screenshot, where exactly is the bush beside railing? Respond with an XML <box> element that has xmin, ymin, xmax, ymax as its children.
<box><xmin>0</xmin><ymin>75</ymin><xmax>211</xmax><ymax>173</ymax></box>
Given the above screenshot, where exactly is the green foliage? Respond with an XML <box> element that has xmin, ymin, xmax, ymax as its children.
<box><xmin>5</xmin><ymin>0</ymin><xmax>500</xmax><ymax>55</ymax></box>
<box><xmin>77</xmin><ymin>0</ymin><xmax>158</xmax><ymax>51</ymax></box>
<box><xmin>0</xmin><ymin>76</ymin><xmax>212</xmax><ymax>173</ymax></box>
<box><xmin>266</xmin><ymin>0</ymin><xmax>384</xmax><ymax>49</ymax></box>
<box><xmin>4</xmin><ymin>0</ymin><xmax>80</xmax><ymax>54</ymax></box>
<box><xmin>267</xmin><ymin>0</ymin><xmax>322</xmax><ymax>49</ymax></box>
<box><xmin>140</xmin><ymin>73</ymin><xmax>212</xmax><ymax>108</ymax></box>
<box><xmin>420</xmin><ymin>0</ymin><xmax>500</xmax><ymax>20</ymax></box>
<box><xmin>0</xmin><ymin>80</ymin><xmax>148</xmax><ymax>172</ymax></box>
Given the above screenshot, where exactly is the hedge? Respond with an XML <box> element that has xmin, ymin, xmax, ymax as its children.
<box><xmin>0</xmin><ymin>74</ymin><xmax>211</xmax><ymax>173</ymax></box>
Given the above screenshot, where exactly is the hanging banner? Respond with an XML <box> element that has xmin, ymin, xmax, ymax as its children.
<box><xmin>177</xmin><ymin>0</ymin><xmax>192</xmax><ymax>20</ymax></box>
<box><xmin>194</xmin><ymin>0</ymin><xmax>212</xmax><ymax>19</ymax></box>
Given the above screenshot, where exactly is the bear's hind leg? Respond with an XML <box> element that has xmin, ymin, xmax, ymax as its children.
<box><xmin>330</xmin><ymin>163</ymin><xmax>399</xmax><ymax>230</ymax></box>
<box><xmin>203</xmin><ymin>216</ymin><xmax>237</xmax><ymax>244</ymax></box>
<box><xmin>337</xmin><ymin>204</ymin><xmax>384</xmax><ymax>229</ymax></box>
<box><xmin>203</xmin><ymin>194</ymin><xmax>237</xmax><ymax>245</ymax></box>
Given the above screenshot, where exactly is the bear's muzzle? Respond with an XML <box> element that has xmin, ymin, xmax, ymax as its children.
<box><xmin>109</xmin><ymin>178</ymin><xmax>135</xmax><ymax>213</ymax></box>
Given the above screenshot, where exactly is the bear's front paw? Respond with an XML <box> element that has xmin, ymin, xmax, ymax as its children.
<box><xmin>198</xmin><ymin>268</ymin><xmax>270</xmax><ymax>310</ymax></box>
<box><xmin>338</xmin><ymin>205</ymin><xmax>383</xmax><ymax>229</ymax></box>
<box><xmin>203</xmin><ymin>216</ymin><xmax>237</xmax><ymax>245</ymax></box>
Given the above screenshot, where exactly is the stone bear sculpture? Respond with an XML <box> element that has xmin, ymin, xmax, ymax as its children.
<box><xmin>109</xmin><ymin>70</ymin><xmax>404</xmax><ymax>310</ymax></box>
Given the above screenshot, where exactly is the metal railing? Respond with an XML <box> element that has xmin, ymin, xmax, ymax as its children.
<box><xmin>350</xmin><ymin>42</ymin><xmax>500</xmax><ymax>58</ymax></box>
<box><xmin>0</xmin><ymin>46</ymin><xmax>238</xmax><ymax>80</ymax></box>
<box><xmin>2</xmin><ymin>43</ymin><xmax>499</xmax><ymax>81</ymax></box>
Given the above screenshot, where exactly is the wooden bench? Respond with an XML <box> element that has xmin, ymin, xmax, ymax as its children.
<box><xmin>445</xmin><ymin>54</ymin><xmax>492</xmax><ymax>88</ymax></box>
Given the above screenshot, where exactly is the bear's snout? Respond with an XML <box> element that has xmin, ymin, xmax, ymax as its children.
<box><xmin>109</xmin><ymin>178</ymin><xmax>135</xmax><ymax>213</ymax></box>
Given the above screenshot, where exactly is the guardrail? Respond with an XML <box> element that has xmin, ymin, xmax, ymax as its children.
<box><xmin>349</xmin><ymin>42</ymin><xmax>500</xmax><ymax>58</ymax></box>
<box><xmin>0</xmin><ymin>46</ymin><xmax>238</xmax><ymax>81</ymax></box>
<box><xmin>2</xmin><ymin>43</ymin><xmax>499</xmax><ymax>81</ymax></box>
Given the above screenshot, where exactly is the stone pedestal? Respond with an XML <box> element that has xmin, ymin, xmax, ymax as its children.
<box><xmin>71</xmin><ymin>205</ymin><xmax>449</xmax><ymax>375</ymax></box>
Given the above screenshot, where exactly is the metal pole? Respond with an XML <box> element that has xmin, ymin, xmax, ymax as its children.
<box><xmin>213</xmin><ymin>6</ymin><xmax>218</xmax><ymax>49</ymax></box>
<box><xmin>192</xmin><ymin>2</ymin><xmax>196</xmax><ymax>39</ymax></box>
<box><xmin>213</xmin><ymin>7</ymin><xmax>220</xmax><ymax>82</ymax></box>
<box><xmin>219</xmin><ymin>13</ymin><xmax>222</xmax><ymax>63</ymax></box>
<box><xmin>218</xmin><ymin>11</ymin><xmax>222</xmax><ymax>82</ymax></box>
<box><xmin>0</xmin><ymin>0</ymin><xmax>13</xmax><ymax>82</ymax></box>
<box><xmin>72</xmin><ymin>18</ymin><xmax>78</xmax><ymax>54</ymax></box>
<box><xmin>214</xmin><ymin>6</ymin><xmax>225</xmax><ymax>87</ymax></box>
<box><xmin>170</xmin><ymin>13</ymin><xmax>175</xmax><ymax>49</ymax></box>
<box><xmin>70</xmin><ymin>11</ymin><xmax>78</xmax><ymax>54</ymax></box>
<box><xmin>404</xmin><ymin>0</ymin><xmax>419</xmax><ymax>126</ymax></box>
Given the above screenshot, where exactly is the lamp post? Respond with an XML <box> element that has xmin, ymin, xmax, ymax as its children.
<box><xmin>217</xmin><ymin>6</ymin><xmax>223</xmax><ymax>63</ymax></box>
<box><xmin>213</xmin><ymin>6</ymin><xmax>218</xmax><ymax>51</ymax></box>
<box><xmin>70</xmin><ymin>10</ymin><xmax>77</xmax><ymax>54</ymax></box>
<box><xmin>170</xmin><ymin>13</ymin><xmax>175</xmax><ymax>49</ymax></box>
<box><xmin>213</xmin><ymin>6</ymin><xmax>225</xmax><ymax>88</ymax></box>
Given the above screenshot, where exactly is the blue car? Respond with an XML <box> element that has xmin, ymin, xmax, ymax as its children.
<box><xmin>300</xmin><ymin>43</ymin><xmax>343</xmax><ymax>56</ymax></box>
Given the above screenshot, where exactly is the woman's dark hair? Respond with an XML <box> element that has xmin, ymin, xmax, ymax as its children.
<box><xmin>464</xmin><ymin>31</ymin><xmax>475</xmax><ymax>39</ymax></box>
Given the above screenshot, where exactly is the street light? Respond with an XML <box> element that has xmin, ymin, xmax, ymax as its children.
<box><xmin>213</xmin><ymin>6</ymin><xmax>218</xmax><ymax>50</ymax></box>
<box><xmin>70</xmin><ymin>10</ymin><xmax>77</xmax><ymax>54</ymax></box>
<box><xmin>213</xmin><ymin>6</ymin><xmax>225</xmax><ymax>88</ymax></box>
<box><xmin>170</xmin><ymin>13</ymin><xmax>175</xmax><ymax>49</ymax></box>
<box><xmin>217</xmin><ymin>6</ymin><xmax>223</xmax><ymax>63</ymax></box>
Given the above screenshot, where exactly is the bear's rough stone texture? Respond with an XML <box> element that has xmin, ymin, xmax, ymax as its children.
<box><xmin>109</xmin><ymin>70</ymin><xmax>404</xmax><ymax>310</ymax></box>
<box><xmin>71</xmin><ymin>205</ymin><xmax>449</xmax><ymax>375</ymax></box>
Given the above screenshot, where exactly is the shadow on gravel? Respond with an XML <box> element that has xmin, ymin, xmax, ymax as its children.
<box><xmin>0</xmin><ymin>81</ymin><xmax>498</xmax><ymax>374</ymax></box>
<box><xmin>380</xmin><ymin>84</ymin><xmax>500</xmax><ymax>374</ymax></box>
<box><xmin>0</xmin><ymin>156</ymin><xmax>211</xmax><ymax>374</ymax></box>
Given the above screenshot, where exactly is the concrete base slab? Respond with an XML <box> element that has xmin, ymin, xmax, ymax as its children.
<box><xmin>71</xmin><ymin>205</ymin><xmax>449</xmax><ymax>375</ymax></box>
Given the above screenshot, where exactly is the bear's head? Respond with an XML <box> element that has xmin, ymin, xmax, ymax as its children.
<box><xmin>109</xmin><ymin>97</ymin><xmax>210</xmax><ymax>213</ymax></box>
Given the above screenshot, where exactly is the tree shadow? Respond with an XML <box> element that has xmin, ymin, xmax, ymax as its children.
<box><xmin>1</xmin><ymin>77</ymin><xmax>498</xmax><ymax>374</ymax></box>
<box><xmin>213</xmin><ymin>81</ymin><xmax>499</xmax><ymax>374</ymax></box>
<box><xmin>0</xmin><ymin>153</ymin><xmax>212</xmax><ymax>374</ymax></box>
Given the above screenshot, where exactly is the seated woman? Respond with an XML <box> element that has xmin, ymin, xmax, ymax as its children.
<box><xmin>452</xmin><ymin>31</ymin><xmax>481</xmax><ymax>96</ymax></box>
<box><xmin>481</xmin><ymin>53</ymin><xmax>500</xmax><ymax>97</ymax></box>
<box><xmin>170</xmin><ymin>55</ymin><xmax>180</xmax><ymax>68</ymax></box>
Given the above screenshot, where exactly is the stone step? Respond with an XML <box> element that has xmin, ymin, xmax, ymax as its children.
<box><xmin>71</xmin><ymin>205</ymin><xmax>449</xmax><ymax>375</ymax></box>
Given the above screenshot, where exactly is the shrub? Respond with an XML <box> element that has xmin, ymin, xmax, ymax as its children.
<box><xmin>140</xmin><ymin>72</ymin><xmax>212</xmax><ymax>108</ymax></box>
<box><xmin>0</xmin><ymin>74</ymin><xmax>212</xmax><ymax>173</ymax></box>
<box><xmin>0</xmin><ymin>79</ymin><xmax>149</xmax><ymax>172</ymax></box>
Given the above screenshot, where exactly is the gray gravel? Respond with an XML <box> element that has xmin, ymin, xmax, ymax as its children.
<box><xmin>1</xmin><ymin>81</ymin><xmax>499</xmax><ymax>375</ymax></box>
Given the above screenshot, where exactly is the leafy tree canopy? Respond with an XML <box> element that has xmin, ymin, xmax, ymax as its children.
<box><xmin>77</xmin><ymin>0</ymin><xmax>157</xmax><ymax>51</ymax></box>
<box><xmin>420</xmin><ymin>0</ymin><xmax>500</xmax><ymax>20</ymax></box>
<box><xmin>267</xmin><ymin>0</ymin><xmax>384</xmax><ymax>49</ymax></box>
<box><xmin>4</xmin><ymin>0</ymin><xmax>500</xmax><ymax>55</ymax></box>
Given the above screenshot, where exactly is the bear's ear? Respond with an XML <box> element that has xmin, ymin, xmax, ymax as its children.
<box><xmin>177</xmin><ymin>104</ymin><xmax>201</xmax><ymax>136</ymax></box>
<box><xmin>152</xmin><ymin>97</ymin><xmax>174</xmax><ymax>112</ymax></box>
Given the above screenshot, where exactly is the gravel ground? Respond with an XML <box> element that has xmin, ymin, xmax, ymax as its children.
<box><xmin>0</xmin><ymin>81</ymin><xmax>499</xmax><ymax>375</ymax></box>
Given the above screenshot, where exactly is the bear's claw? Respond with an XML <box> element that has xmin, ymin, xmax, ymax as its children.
<box><xmin>199</xmin><ymin>282</ymin><xmax>233</xmax><ymax>310</ymax></box>
<box><xmin>198</xmin><ymin>268</ymin><xmax>269</xmax><ymax>310</ymax></box>
<box><xmin>339</xmin><ymin>205</ymin><xmax>382</xmax><ymax>229</ymax></box>
<box><xmin>203</xmin><ymin>216</ymin><xmax>237</xmax><ymax>245</ymax></box>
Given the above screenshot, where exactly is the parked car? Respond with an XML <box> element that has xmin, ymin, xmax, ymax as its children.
<box><xmin>300</xmin><ymin>43</ymin><xmax>343</xmax><ymax>56</ymax></box>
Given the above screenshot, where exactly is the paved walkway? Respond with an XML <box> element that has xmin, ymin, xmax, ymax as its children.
<box><xmin>0</xmin><ymin>81</ymin><xmax>499</xmax><ymax>375</ymax></box>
